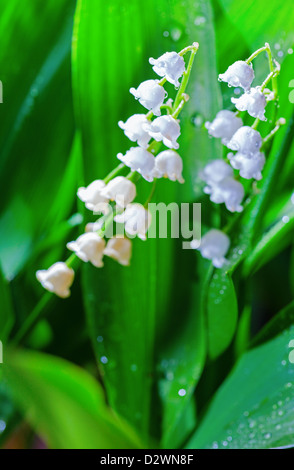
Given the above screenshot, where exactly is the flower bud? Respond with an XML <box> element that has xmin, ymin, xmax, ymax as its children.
<box><xmin>117</xmin><ymin>147</ymin><xmax>155</xmax><ymax>182</ymax></box>
<box><xmin>77</xmin><ymin>180</ymin><xmax>108</xmax><ymax>212</ymax></box>
<box><xmin>219</xmin><ymin>60</ymin><xmax>254</xmax><ymax>92</ymax></box>
<box><xmin>100</xmin><ymin>176</ymin><xmax>136</xmax><ymax>208</ymax></box>
<box><xmin>67</xmin><ymin>232</ymin><xmax>106</xmax><ymax>268</ymax></box>
<box><xmin>227</xmin><ymin>126</ymin><xmax>262</xmax><ymax>157</ymax></box>
<box><xmin>115</xmin><ymin>203</ymin><xmax>151</xmax><ymax>241</ymax></box>
<box><xmin>228</xmin><ymin>151</ymin><xmax>265</xmax><ymax>180</ymax></box>
<box><xmin>205</xmin><ymin>110</ymin><xmax>243</xmax><ymax>145</ymax></box>
<box><xmin>130</xmin><ymin>80</ymin><xmax>166</xmax><ymax>116</ymax></box>
<box><xmin>36</xmin><ymin>262</ymin><xmax>74</xmax><ymax>298</ymax></box>
<box><xmin>191</xmin><ymin>229</ymin><xmax>230</xmax><ymax>268</ymax></box>
<box><xmin>144</xmin><ymin>115</ymin><xmax>180</xmax><ymax>149</ymax></box>
<box><xmin>149</xmin><ymin>51</ymin><xmax>185</xmax><ymax>87</ymax></box>
<box><xmin>104</xmin><ymin>237</ymin><xmax>132</xmax><ymax>266</ymax></box>
<box><xmin>231</xmin><ymin>87</ymin><xmax>267</xmax><ymax>120</ymax></box>
<box><xmin>153</xmin><ymin>150</ymin><xmax>184</xmax><ymax>183</ymax></box>
<box><xmin>118</xmin><ymin>114</ymin><xmax>151</xmax><ymax>148</ymax></box>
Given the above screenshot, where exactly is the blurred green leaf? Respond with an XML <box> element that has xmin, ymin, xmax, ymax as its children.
<box><xmin>187</xmin><ymin>323</ymin><xmax>294</xmax><ymax>449</ymax></box>
<box><xmin>0</xmin><ymin>197</ymin><xmax>34</xmax><ymax>280</ymax></box>
<box><xmin>0</xmin><ymin>0</ymin><xmax>76</xmax><ymax>260</ymax></box>
<box><xmin>4</xmin><ymin>350</ymin><xmax>142</xmax><ymax>449</ymax></box>
<box><xmin>251</xmin><ymin>301</ymin><xmax>294</xmax><ymax>348</ymax></box>
<box><xmin>0</xmin><ymin>264</ymin><xmax>14</xmax><ymax>342</ymax></box>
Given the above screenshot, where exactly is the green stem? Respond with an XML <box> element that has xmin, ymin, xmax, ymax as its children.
<box><xmin>144</xmin><ymin>179</ymin><xmax>157</xmax><ymax>207</ymax></box>
<box><xmin>104</xmin><ymin>163</ymin><xmax>126</xmax><ymax>184</ymax></box>
<box><xmin>12</xmin><ymin>292</ymin><xmax>53</xmax><ymax>346</ymax></box>
<box><xmin>173</xmin><ymin>43</ymin><xmax>199</xmax><ymax>111</ymax></box>
<box><xmin>261</xmin><ymin>118</ymin><xmax>286</xmax><ymax>148</ymax></box>
<box><xmin>246</xmin><ymin>45</ymin><xmax>268</xmax><ymax>63</ymax></box>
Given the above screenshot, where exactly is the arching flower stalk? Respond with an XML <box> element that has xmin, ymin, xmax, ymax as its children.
<box><xmin>36</xmin><ymin>43</ymin><xmax>199</xmax><ymax>298</ymax></box>
<box><xmin>193</xmin><ymin>42</ymin><xmax>285</xmax><ymax>268</ymax></box>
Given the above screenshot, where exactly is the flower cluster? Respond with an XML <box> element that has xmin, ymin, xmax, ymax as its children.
<box><xmin>36</xmin><ymin>44</ymin><xmax>199</xmax><ymax>298</ymax></box>
<box><xmin>192</xmin><ymin>44</ymin><xmax>284</xmax><ymax>268</ymax></box>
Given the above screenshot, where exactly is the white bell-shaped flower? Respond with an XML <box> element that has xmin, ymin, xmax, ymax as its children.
<box><xmin>153</xmin><ymin>150</ymin><xmax>184</xmax><ymax>183</ymax></box>
<box><xmin>200</xmin><ymin>159</ymin><xmax>233</xmax><ymax>188</ymax></box>
<box><xmin>231</xmin><ymin>87</ymin><xmax>267</xmax><ymax>120</ymax></box>
<box><xmin>77</xmin><ymin>180</ymin><xmax>108</xmax><ymax>212</ymax></box>
<box><xmin>115</xmin><ymin>203</ymin><xmax>152</xmax><ymax>241</ymax></box>
<box><xmin>228</xmin><ymin>151</ymin><xmax>265</xmax><ymax>180</ymax></box>
<box><xmin>149</xmin><ymin>51</ymin><xmax>185</xmax><ymax>87</ymax></box>
<box><xmin>67</xmin><ymin>232</ymin><xmax>106</xmax><ymax>268</ymax></box>
<box><xmin>104</xmin><ymin>237</ymin><xmax>132</xmax><ymax>266</ymax></box>
<box><xmin>118</xmin><ymin>114</ymin><xmax>151</xmax><ymax>148</ymax></box>
<box><xmin>207</xmin><ymin>176</ymin><xmax>244</xmax><ymax>213</ymax></box>
<box><xmin>144</xmin><ymin>115</ymin><xmax>180</xmax><ymax>149</ymax></box>
<box><xmin>191</xmin><ymin>229</ymin><xmax>230</xmax><ymax>268</ymax></box>
<box><xmin>227</xmin><ymin>126</ymin><xmax>262</xmax><ymax>157</ymax></box>
<box><xmin>36</xmin><ymin>262</ymin><xmax>74</xmax><ymax>298</ymax></box>
<box><xmin>100</xmin><ymin>176</ymin><xmax>136</xmax><ymax>208</ymax></box>
<box><xmin>219</xmin><ymin>60</ymin><xmax>254</xmax><ymax>92</ymax></box>
<box><xmin>130</xmin><ymin>80</ymin><xmax>166</xmax><ymax>116</ymax></box>
<box><xmin>205</xmin><ymin>110</ymin><xmax>243</xmax><ymax>145</ymax></box>
<box><xmin>117</xmin><ymin>147</ymin><xmax>155</xmax><ymax>182</ymax></box>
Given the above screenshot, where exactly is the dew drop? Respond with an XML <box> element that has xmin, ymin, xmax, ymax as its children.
<box><xmin>97</xmin><ymin>335</ymin><xmax>104</xmax><ymax>343</ymax></box>
<box><xmin>100</xmin><ymin>356</ymin><xmax>108</xmax><ymax>364</ymax></box>
<box><xmin>178</xmin><ymin>388</ymin><xmax>187</xmax><ymax>397</ymax></box>
<box><xmin>191</xmin><ymin>112</ymin><xmax>204</xmax><ymax>127</ymax></box>
<box><xmin>194</xmin><ymin>16</ymin><xmax>207</xmax><ymax>26</ymax></box>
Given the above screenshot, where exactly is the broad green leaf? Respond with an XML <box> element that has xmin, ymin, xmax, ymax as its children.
<box><xmin>187</xmin><ymin>324</ymin><xmax>294</xmax><ymax>449</ymax></box>
<box><xmin>73</xmin><ymin>0</ymin><xmax>220</xmax><ymax>440</ymax></box>
<box><xmin>4</xmin><ymin>350</ymin><xmax>142</xmax><ymax>449</ymax></box>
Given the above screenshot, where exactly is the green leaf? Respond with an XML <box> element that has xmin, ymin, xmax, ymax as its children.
<box><xmin>206</xmin><ymin>270</ymin><xmax>238</xmax><ymax>360</ymax></box>
<box><xmin>4</xmin><ymin>350</ymin><xmax>142</xmax><ymax>449</ymax></box>
<box><xmin>187</xmin><ymin>324</ymin><xmax>294</xmax><ymax>449</ymax></box>
<box><xmin>0</xmin><ymin>264</ymin><xmax>14</xmax><ymax>342</ymax></box>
